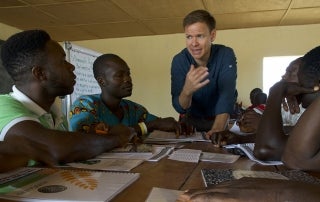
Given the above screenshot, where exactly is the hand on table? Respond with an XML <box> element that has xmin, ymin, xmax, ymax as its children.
<box><xmin>91</xmin><ymin>122</ymin><xmax>109</xmax><ymax>135</ymax></box>
<box><xmin>178</xmin><ymin>114</ymin><xmax>195</xmax><ymax>137</ymax></box>
<box><xmin>108</xmin><ymin>124</ymin><xmax>135</xmax><ymax>147</ymax></box>
<box><xmin>150</xmin><ymin>117</ymin><xmax>181</xmax><ymax>137</ymax></box>
<box><xmin>209</xmin><ymin>130</ymin><xmax>241</xmax><ymax>147</ymax></box>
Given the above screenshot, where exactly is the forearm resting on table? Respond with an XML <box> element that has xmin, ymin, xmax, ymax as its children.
<box><xmin>6</xmin><ymin>122</ymin><xmax>123</xmax><ymax>165</ymax></box>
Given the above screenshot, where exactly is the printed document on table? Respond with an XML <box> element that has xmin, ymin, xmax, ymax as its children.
<box><xmin>168</xmin><ymin>149</ymin><xmax>202</xmax><ymax>163</ymax></box>
<box><xmin>200</xmin><ymin>152</ymin><xmax>240</xmax><ymax>163</ymax></box>
<box><xmin>224</xmin><ymin>143</ymin><xmax>283</xmax><ymax>165</ymax></box>
<box><xmin>145</xmin><ymin>130</ymin><xmax>210</xmax><ymax>143</ymax></box>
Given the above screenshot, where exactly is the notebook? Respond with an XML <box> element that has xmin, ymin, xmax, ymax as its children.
<box><xmin>0</xmin><ymin>167</ymin><xmax>139</xmax><ymax>202</ymax></box>
<box><xmin>224</xmin><ymin>143</ymin><xmax>283</xmax><ymax>165</ymax></box>
<box><xmin>201</xmin><ymin>168</ymin><xmax>320</xmax><ymax>187</ymax></box>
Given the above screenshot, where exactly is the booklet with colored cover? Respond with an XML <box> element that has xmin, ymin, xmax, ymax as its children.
<box><xmin>0</xmin><ymin>167</ymin><xmax>139</xmax><ymax>202</ymax></box>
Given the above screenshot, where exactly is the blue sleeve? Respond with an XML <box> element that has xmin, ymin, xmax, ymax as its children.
<box><xmin>170</xmin><ymin>52</ymin><xmax>191</xmax><ymax>114</ymax></box>
<box><xmin>215</xmin><ymin>47</ymin><xmax>237</xmax><ymax>114</ymax></box>
<box><xmin>69</xmin><ymin>96</ymin><xmax>98</xmax><ymax>132</ymax></box>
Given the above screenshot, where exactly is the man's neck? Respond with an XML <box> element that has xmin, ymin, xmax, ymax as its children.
<box><xmin>15</xmin><ymin>85</ymin><xmax>55</xmax><ymax>112</ymax></box>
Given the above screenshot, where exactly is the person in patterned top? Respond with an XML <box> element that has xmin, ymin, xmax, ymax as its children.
<box><xmin>70</xmin><ymin>53</ymin><xmax>180</xmax><ymax>140</ymax></box>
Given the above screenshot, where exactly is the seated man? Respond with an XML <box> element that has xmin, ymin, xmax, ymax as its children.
<box><xmin>247</xmin><ymin>87</ymin><xmax>263</xmax><ymax>110</ymax></box>
<box><xmin>237</xmin><ymin>91</ymin><xmax>267</xmax><ymax>133</ymax></box>
<box><xmin>254</xmin><ymin>47</ymin><xmax>320</xmax><ymax>166</ymax></box>
<box><xmin>69</xmin><ymin>53</ymin><xmax>180</xmax><ymax>140</ymax></box>
<box><xmin>238</xmin><ymin>58</ymin><xmax>303</xmax><ymax>135</ymax></box>
<box><xmin>0</xmin><ymin>30</ymin><xmax>132</xmax><ymax>173</ymax></box>
<box><xmin>211</xmin><ymin>46</ymin><xmax>320</xmax><ymax>171</ymax></box>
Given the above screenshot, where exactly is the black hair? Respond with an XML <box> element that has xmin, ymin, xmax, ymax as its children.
<box><xmin>299</xmin><ymin>46</ymin><xmax>320</xmax><ymax>87</ymax></box>
<box><xmin>93</xmin><ymin>53</ymin><xmax>123</xmax><ymax>78</ymax></box>
<box><xmin>250</xmin><ymin>88</ymin><xmax>263</xmax><ymax>104</ymax></box>
<box><xmin>1</xmin><ymin>30</ymin><xmax>51</xmax><ymax>81</ymax></box>
<box><xmin>253</xmin><ymin>92</ymin><xmax>267</xmax><ymax>106</ymax></box>
<box><xmin>183</xmin><ymin>10</ymin><xmax>216</xmax><ymax>31</ymax></box>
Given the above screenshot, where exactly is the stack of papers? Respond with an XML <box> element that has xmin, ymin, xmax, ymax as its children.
<box><xmin>200</xmin><ymin>152</ymin><xmax>240</xmax><ymax>163</ymax></box>
<box><xmin>168</xmin><ymin>149</ymin><xmax>202</xmax><ymax>163</ymax></box>
<box><xmin>144</xmin><ymin>130</ymin><xmax>210</xmax><ymax>144</ymax></box>
<box><xmin>224</xmin><ymin>143</ymin><xmax>283</xmax><ymax>165</ymax></box>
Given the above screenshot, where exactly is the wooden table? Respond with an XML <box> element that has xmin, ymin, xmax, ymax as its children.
<box><xmin>112</xmin><ymin>142</ymin><xmax>285</xmax><ymax>202</ymax></box>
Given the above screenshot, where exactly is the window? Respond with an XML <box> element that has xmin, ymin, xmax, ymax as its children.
<box><xmin>263</xmin><ymin>56</ymin><xmax>302</xmax><ymax>94</ymax></box>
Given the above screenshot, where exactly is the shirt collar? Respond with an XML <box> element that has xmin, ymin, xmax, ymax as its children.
<box><xmin>10</xmin><ymin>85</ymin><xmax>48</xmax><ymax>116</ymax></box>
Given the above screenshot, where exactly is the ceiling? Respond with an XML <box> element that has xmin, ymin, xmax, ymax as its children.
<box><xmin>1</xmin><ymin>0</ymin><xmax>320</xmax><ymax>41</ymax></box>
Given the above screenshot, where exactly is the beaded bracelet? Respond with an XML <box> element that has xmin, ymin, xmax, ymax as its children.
<box><xmin>138</xmin><ymin>122</ymin><xmax>148</xmax><ymax>135</ymax></box>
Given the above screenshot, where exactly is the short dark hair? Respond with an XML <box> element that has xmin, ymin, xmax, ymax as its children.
<box><xmin>93</xmin><ymin>53</ymin><xmax>122</xmax><ymax>78</ymax></box>
<box><xmin>1</xmin><ymin>30</ymin><xmax>51</xmax><ymax>81</ymax></box>
<box><xmin>253</xmin><ymin>92</ymin><xmax>267</xmax><ymax>106</ymax></box>
<box><xmin>299</xmin><ymin>46</ymin><xmax>320</xmax><ymax>87</ymax></box>
<box><xmin>183</xmin><ymin>10</ymin><xmax>216</xmax><ymax>31</ymax></box>
<box><xmin>303</xmin><ymin>46</ymin><xmax>320</xmax><ymax>70</ymax></box>
<box><xmin>250</xmin><ymin>88</ymin><xmax>262</xmax><ymax>103</ymax></box>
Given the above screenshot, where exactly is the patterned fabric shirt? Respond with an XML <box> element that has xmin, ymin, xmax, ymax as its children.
<box><xmin>69</xmin><ymin>94</ymin><xmax>158</xmax><ymax>132</ymax></box>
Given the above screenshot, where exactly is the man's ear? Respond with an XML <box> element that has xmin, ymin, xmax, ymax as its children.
<box><xmin>97</xmin><ymin>77</ymin><xmax>105</xmax><ymax>87</ymax></box>
<box><xmin>210</xmin><ymin>29</ymin><xmax>216</xmax><ymax>42</ymax></box>
<box><xmin>31</xmin><ymin>66</ymin><xmax>46</xmax><ymax>81</ymax></box>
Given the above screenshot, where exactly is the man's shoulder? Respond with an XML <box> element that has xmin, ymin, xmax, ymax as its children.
<box><xmin>172</xmin><ymin>48</ymin><xmax>194</xmax><ymax>67</ymax></box>
<box><xmin>0</xmin><ymin>94</ymin><xmax>37</xmax><ymax>129</ymax></box>
<box><xmin>121</xmin><ymin>99</ymin><xmax>145</xmax><ymax>108</ymax></box>
<box><xmin>73</xmin><ymin>94</ymin><xmax>101</xmax><ymax>105</ymax></box>
<box><xmin>0</xmin><ymin>94</ymin><xmax>14</xmax><ymax>101</ymax></box>
<box><xmin>212</xmin><ymin>44</ymin><xmax>234</xmax><ymax>52</ymax></box>
<box><xmin>173</xmin><ymin>48</ymin><xmax>191</xmax><ymax>59</ymax></box>
<box><xmin>0</xmin><ymin>94</ymin><xmax>23</xmax><ymax>107</ymax></box>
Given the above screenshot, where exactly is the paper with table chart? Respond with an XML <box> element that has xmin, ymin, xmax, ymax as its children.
<box><xmin>224</xmin><ymin>143</ymin><xmax>283</xmax><ymax>165</ymax></box>
<box><xmin>0</xmin><ymin>167</ymin><xmax>139</xmax><ymax>202</ymax></box>
<box><xmin>67</xmin><ymin>146</ymin><xmax>175</xmax><ymax>171</ymax></box>
<box><xmin>96</xmin><ymin>145</ymin><xmax>175</xmax><ymax>162</ymax></box>
<box><xmin>168</xmin><ymin>149</ymin><xmax>202</xmax><ymax>163</ymax></box>
<box><xmin>200</xmin><ymin>152</ymin><xmax>240</xmax><ymax>163</ymax></box>
<box><xmin>167</xmin><ymin>149</ymin><xmax>240</xmax><ymax>163</ymax></box>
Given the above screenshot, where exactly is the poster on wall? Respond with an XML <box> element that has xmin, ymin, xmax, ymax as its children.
<box><xmin>63</xmin><ymin>42</ymin><xmax>102</xmax><ymax>125</ymax></box>
<box><xmin>65</xmin><ymin>41</ymin><xmax>102</xmax><ymax>104</ymax></box>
